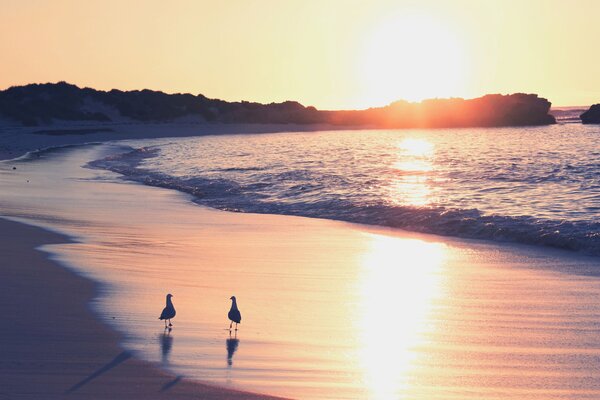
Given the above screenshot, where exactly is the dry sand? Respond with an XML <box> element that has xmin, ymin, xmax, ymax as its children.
<box><xmin>0</xmin><ymin>217</ymin><xmax>284</xmax><ymax>400</ymax></box>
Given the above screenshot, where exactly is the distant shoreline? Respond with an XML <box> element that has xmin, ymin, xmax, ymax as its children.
<box><xmin>0</xmin><ymin>121</ymin><xmax>346</xmax><ymax>161</ymax></box>
<box><xmin>0</xmin><ymin>115</ymin><xmax>577</xmax><ymax>163</ymax></box>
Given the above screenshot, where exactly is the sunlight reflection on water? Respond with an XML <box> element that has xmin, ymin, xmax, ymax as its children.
<box><xmin>94</xmin><ymin>125</ymin><xmax>600</xmax><ymax>254</ymax></box>
<box><xmin>391</xmin><ymin>138</ymin><xmax>435</xmax><ymax>207</ymax></box>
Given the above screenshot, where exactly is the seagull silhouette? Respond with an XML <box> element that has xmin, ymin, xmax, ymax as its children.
<box><xmin>159</xmin><ymin>294</ymin><xmax>176</xmax><ymax>328</ymax></box>
<box><xmin>228</xmin><ymin>296</ymin><xmax>241</xmax><ymax>331</ymax></box>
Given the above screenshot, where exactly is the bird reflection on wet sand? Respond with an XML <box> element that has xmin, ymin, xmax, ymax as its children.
<box><xmin>226</xmin><ymin>333</ymin><xmax>239</xmax><ymax>367</ymax></box>
<box><xmin>160</xmin><ymin>330</ymin><xmax>173</xmax><ymax>364</ymax></box>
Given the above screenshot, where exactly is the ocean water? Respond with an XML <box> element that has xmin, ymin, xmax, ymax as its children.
<box><xmin>549</xmin><ymin>107</ymin><xmax>586</xmax><ymax>123</ymax></box>
<box><xmin>92</xmin><ymin>124</ymin><xmax>600</xmax><ymax>255</ymax></box>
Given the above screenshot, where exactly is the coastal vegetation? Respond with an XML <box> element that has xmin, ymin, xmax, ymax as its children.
<box><xmin>0</xmin><ymin>82</ymin><xmax>556</xmax><ymax>128</ymax></box>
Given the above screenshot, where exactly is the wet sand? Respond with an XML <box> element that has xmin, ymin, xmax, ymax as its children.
<box><xmin>0</xmin><ymin>217</ymin><xmax>283</xmax><ymax>399</ymax></box>
<box><xmin>3</xmin><ymin>142</ymin><xmax>600</xmax><ymax>399</ymax></box>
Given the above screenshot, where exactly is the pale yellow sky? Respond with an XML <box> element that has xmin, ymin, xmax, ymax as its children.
<box><xmin>1</xmin><ymin>0</ymin><xmax>598</xmax><ymax>109</ymax></box>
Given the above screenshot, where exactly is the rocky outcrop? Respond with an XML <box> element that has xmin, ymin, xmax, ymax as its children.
<box><xmin>328</xmin><ymin>93</ymin><xmax>556</xmax><ymax>128</ymax></box>
<box><xmin>580</xmin><ymin>104</ymin><xmax>600</xmax><ymax>124</ymax></box>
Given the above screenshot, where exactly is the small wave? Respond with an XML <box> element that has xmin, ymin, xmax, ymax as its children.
<box><xmin>211</xmin><ymin>166</ymin><xmax>266</xmax><ymax>173</ymax></box>
<box><xmin>89</xmin><ymin>147</ymin><xmax>600</xmax><ymax>256</ymax></box>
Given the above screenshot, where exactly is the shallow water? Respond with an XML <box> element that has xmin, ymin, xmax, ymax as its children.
<box><xmin>92</xmin><ymin>125</ymin><xmax>600</xmax><ymax>255</ymax></box>
<box><xmin>3</xmin><ymin>142</ymin><xmax>600</xmax><ymax>399</ymax></box>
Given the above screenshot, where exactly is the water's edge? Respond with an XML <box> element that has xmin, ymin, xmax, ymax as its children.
<box><xmin>90</xmin><ymin>143</ymin><xmax>600</xmax><ymax>257</ymax></box>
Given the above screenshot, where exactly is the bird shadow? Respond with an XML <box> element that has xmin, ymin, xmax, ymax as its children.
<box><xmin>226</xmin><ymin>334</ymin><xmax>240</xmax><ymax>367</ymax></box>
<box><xmin>159</xmin><ymin>375</ymin><xmax>183</xmax><ymax>392</ymax></box>
<box><xmin>160</xmin><ymin>329</ymin><xmax>174</xmax><ymax>364</ymax></box>
<box><xmin>65</xmin><ymin>351</ymin><xmax>132</xmax><ymax>393</ymax></box>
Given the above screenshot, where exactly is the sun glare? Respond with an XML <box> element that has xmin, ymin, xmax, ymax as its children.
<box><xmin>357</xmin><ymin>234</ymin><xmax>446</xmax><ymax>399</ymax></box>
<box><xmin>389</xmin><ymin>138</ymin><xmax>436</xmax><ymax>207</ymax></box>
<box><xmin>398</xmin><ymin>138</ymin><xmax>434</xmax><ymax>157</ymax></box>
<box><xmin>358</xmin><ymin>12</ymin><xmax>468</xmax><ymax>107</ymax></box>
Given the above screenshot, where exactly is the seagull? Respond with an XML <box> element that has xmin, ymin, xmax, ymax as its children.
<box><xmin>228</xmin><ymin>296</ymin><xmax>242</xmax><ymax>331</ymax></box>
<box><xmin>159</xmin><ymin>294</ymin><xmax>176</xmax><ymax>328</ymax></box>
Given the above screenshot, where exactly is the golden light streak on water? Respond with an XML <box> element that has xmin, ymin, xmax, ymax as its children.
<box><xmin>391</xmin><ymin>138</ymin><xmax>435</xmax><ymax>207</ymax></box>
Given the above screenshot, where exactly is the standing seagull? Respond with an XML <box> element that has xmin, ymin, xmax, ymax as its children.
<box><xmin>228</xmin><ymin>296</ymin><xmax>242</xmax><ymax>331</ymax></box>
<box><xmin>159</xmin><ymin>294</ymin><xmax>176</xmax><ymax>328</ymax></box>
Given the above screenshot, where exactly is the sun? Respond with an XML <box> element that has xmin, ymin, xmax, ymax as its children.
<box><xmin>358</xmin><ymin>12</ymin><xmax>468</xmax><ymax>107</ymax></box>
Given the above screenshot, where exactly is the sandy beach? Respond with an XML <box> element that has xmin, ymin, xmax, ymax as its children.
<box><xmin>2</xmin><ymin>138</ymin><xmax>600</xmax><ymax>399</ymax></box>
<box><xmin>0</xmin><ymin>125</ymin><xmax>295</xmax><ymax>399</ymax></box>
<box><xmin>0</xmin><ymin>217</ymin><xmax>284</xmax><ymax>399</ymax></box>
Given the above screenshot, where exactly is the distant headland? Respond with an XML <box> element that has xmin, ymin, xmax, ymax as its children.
<box><xmin>0</xmin><ymin>82</ymin><xmax>557</xmax><ymax>128</ymax></box>
<box><xmin>580</xmin><ymin>104</ymin><xmax>600</xmax><ymax>124</ymax></box>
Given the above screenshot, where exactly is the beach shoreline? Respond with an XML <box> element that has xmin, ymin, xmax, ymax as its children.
<box><xmin>0</xmin><ymin>121</ymin><xmax>358</xmax><ymax>162</ymax></box>
<box><xmin>0</xmin><ymin>216</ymin><xmax>284</xmax><ymax>400</ymax></box>
<box><xmin>3</xmin><ymin>134</ymin><xmax>600</xmax><ymax>399</ymax></box>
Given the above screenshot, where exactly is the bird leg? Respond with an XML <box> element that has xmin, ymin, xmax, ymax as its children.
<box><xmin>168</xmin><ymin>319</ymin><xmax>172</xmax><ymax>327</ymax></box>
<box><xmin>235</xmin><ymin>323</ymin><xmax>238</xmax><ymax>332</ymax></box>
<box><xmin>164</xmin><ymin>320</ymin><xmax>168</xmax><ymax>329</ymax></box>
<box><xmin>229</xmin><ymin>321</ymin><xmax>233</xmax><ymax>331</ymax></box>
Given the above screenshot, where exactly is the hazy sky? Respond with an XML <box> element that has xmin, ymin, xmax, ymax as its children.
<box><xmin>1</xmin><ymin>0</ymin><xmax>598</xmax><ymax>109</ymax></box>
